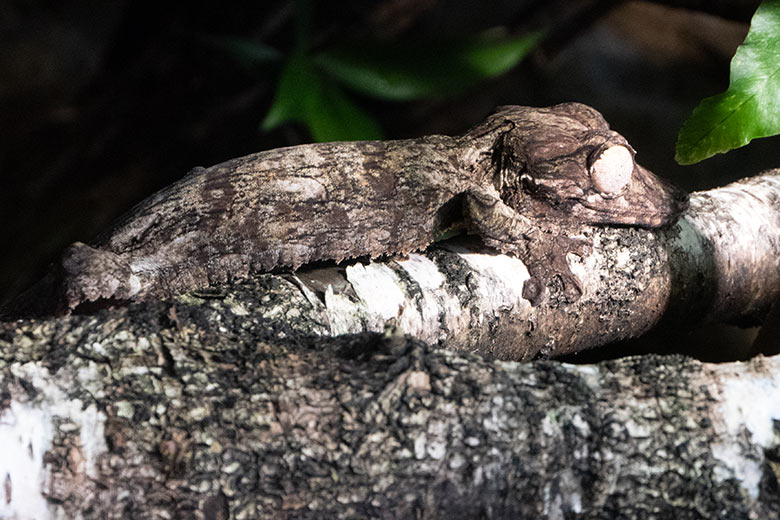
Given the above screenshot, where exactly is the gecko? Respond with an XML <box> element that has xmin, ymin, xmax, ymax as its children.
<box><xmin>8</xmin><ymin>102</ymin><xmax>688</xmax><ymax>316</ymax></box>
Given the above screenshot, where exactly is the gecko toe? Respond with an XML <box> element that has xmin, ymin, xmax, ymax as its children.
<box><xmin>523</xmin><ymin>233</ymin><xmax>590</xmax><ymax>306</ymax></box>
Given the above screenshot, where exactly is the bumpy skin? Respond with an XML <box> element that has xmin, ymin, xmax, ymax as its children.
<box><xmin>9</xmin><ymin>103</ymin><xmax>688</xmax><ymax>315</ymax></box>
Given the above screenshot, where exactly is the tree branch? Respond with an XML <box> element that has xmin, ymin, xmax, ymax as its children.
<box><xmin>1</xmin><ymin>316</ymin><xmax>779</xmax><ymax>518</ymax></box>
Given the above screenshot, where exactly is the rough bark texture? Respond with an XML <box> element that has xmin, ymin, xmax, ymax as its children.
<box><xmin>667</xmin><ymin>172</ymin><xmax>780</xmax><ymax>326</ymax></box>
<box><xmin>4</xmin><ymin>172</ymin><xmax>779</xmax><ymax>366</ymax></box>
<box><xmin>281</xmin><ymin>225</ymin><xmax>675</xmax><ymax>361</ymax></box>
<box><xmin>1</xmin><ymin>307</ymin><xmax>780</xmax><ymax>519</ymax></box>
<box><xmin>284</xmin><ymin>169</ymin><xmax>780</xmax><ymax>360</ymax></box>
<box><xmin>6</xmin><ymin>103</ymin><xmax>687</xmax><ymax>315</ymax></box>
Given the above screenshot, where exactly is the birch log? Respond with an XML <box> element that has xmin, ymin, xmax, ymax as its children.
<box><xmin>5</xmin><ymin>172</ymin><xmax>780</xmax><ymax>361</ymax></box>
<box><xmin>1</xmin><ymin>317</ymin><xmax>780</xmax><ymax>519</ymax></box>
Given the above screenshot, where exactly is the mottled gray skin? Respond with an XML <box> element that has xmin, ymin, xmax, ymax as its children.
<box><xmin>9</xmin><ymin>103</ymin><xmax>688</xmax><ymax>315</ymax></box>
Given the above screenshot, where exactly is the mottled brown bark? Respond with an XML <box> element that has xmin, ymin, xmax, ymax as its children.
<box><xmin>5</xmin><ymin>172</ymin><xmax>780</xmax><ymax>366</ymax></box>
<box><xmin>4</xmin><ymin>105</ymin><xmax>780</xmax><ymax>519</ymax></box>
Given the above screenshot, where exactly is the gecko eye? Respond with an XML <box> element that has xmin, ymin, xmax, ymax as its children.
<box><xmin>588</xmin><ymin>145</ymin><xmax>634</xmax><ymax>195</ymax></box>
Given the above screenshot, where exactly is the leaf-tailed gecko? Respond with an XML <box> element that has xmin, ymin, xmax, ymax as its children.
<box><xmin>9</xmin><ymin>103</ymin><xmax>688</xmax><ymax>316</ymax></box>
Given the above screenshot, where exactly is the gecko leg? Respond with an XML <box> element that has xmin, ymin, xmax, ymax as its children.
<box><xmin>463</xmin><ymin>188</ymin><xmax>591</xmax><ymax>306</ymax></box>
<box><xmin>523</xmin><ymin>229</ymin><xmax>592</xmax><ymax>305</ymax></box>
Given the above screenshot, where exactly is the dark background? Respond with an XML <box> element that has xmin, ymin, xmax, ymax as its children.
<box><xmin>0</xmin><ymin>0</ymin><xmax>773</xmax><ymax>358</ymax></box>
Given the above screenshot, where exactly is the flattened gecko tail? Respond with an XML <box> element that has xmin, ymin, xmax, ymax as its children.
<box><xmin>60</xmin><ymin>242</ymin><xmax>142</xmax><ymax>310</ymax></box>
<box><xmin>2</xmin><ymin>243</ymin><xmax>145</xmax><ymax>318</ymax></box>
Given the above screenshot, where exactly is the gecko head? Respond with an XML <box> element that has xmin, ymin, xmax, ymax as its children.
<box><xmin>490</xmin><ymin>102</ymin><xmax>689</xmax><ymax>228</ymax></box>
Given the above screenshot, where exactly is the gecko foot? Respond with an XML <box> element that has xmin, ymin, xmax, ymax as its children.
<box><xmin>462</xmin><ymin>187</ymin><xmax>592</xmax><ymax>306</ymax></box>
<box><xmin>522</xmin><ymin>234</ymin><xmax>591</xmax><ymax>306</ymax></box>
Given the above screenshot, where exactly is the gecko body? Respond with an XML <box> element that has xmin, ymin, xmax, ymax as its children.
<box><xmin>10</xmin><ymin>103</ymin><xmax>688</xmax><ymax>315</ymax></box>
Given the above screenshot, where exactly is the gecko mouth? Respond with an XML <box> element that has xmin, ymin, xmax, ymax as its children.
<box><xmin>629</xmin><ymin>167</ymin><xmax>690</xmax><ymax>227</ymax></box>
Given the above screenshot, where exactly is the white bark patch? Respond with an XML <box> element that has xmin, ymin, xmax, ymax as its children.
<box><xmin>330</xmin><ymin>256</ymin><xmax>462</xmax><ymax>342</ymax></box>
<box><xmin>711</xmin><ymin>361</ymin><xmax>780</xmax><ymax>499</ymax></box>
<box><xmin>0</xmin><ymin>401</ymin><xmax>51</xmax><ymax>519</ymax></box>
<box><xmin>677</xmin><ymin>173</ymin><xmax>780</xmax><ymax>320</ymax></box>
<box><xmin>323</xmin><ymin>262</ymin><xmax>408</xmax><ymax>336</ymax></box>
<box><xmin>345</xmin><ymin>262</ymin><xmax>406</xmax><ymax>321</ymax></box>
<box><xmin>321</xmin><ymin>285</ymin><xmax>355</xmax><ymax>335</ymax></box>
<box><xmin>0</xmin><ymin>362</ymin><xmax>108</xmax><ymax>520</ymax></box>
<box><xmin>322</xmin><ymin>250</ymin><xmax>531</xmax><ymax>345</ymax></box>
<box><xmin>395</xmin><ymin>254</ymin><xmax>464</xmax><ymax>343</ymax></box>
<box><xmin>396</xmin><ymin>254</ymin><xmax>446</xmax><ymax>290</ymax></box>
<box><xmin>454</xmin><ymin>249</ymin><xmax>530</xmax><ymax>311</ymax></box>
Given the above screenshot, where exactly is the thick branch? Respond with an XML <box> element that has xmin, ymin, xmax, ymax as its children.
<box><xmin>3</xmin><ymin>171</ymin><xmax>780</xmax><ymax>518</ymax></box>
<box><xmin>667</xmin><ymin>172</ymin><xmax>780</xmax><ymax>324</ymax></box>
<box><xmin>4</xmin><ymin>168</ymin><xmax>780</xmax><ymax>517</ymax></box>
<box><xmin>5</xmin><ymin>171</ymin><xmax>778</xmax><ymax>368</ymax></box>
<box><xmin>1</xmin><ymin>314</ymin><xmax>779</xmax><ymax>518</ymax></box>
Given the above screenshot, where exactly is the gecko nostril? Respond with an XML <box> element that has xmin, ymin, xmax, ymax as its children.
<box><xmin>588</xmin><ymin>145</ymin><xmax>634</xmax><ymax>195</ymax></box>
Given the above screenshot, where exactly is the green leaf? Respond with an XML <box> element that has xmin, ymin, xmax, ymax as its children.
<box><xmin>261</xmin><ymin>54</ymin><xmax>310</xmax><ymax>131</ymax></box>
<box><xmin>262</xmin><ymin>54</ymin><xmax>383</xmax><ymax>142</ymax></box>
<box><xmin>676</xmin><ymin>0</ymin><xmax>780</xmax><ymax>164</ymax></box>
<box><xmin>462</xmin><ymin>29</ymin><xmax>543</xmax><ymax>77</ymax></box>
<box><xmin>312</xmin><ymin>30</ymin><xmax>542</xmax><ymax>101</ymax></box>
<box><xmin>304</xmin><ymin>80</ymin><xmax>384</xmax><ymax>142</ymax></box>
